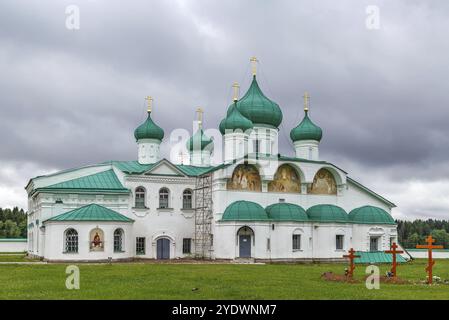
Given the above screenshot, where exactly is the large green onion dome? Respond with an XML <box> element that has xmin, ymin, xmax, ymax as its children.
<box><xmin>134</xmin><ymin>111</ymin><xmax>164</xmax><ymax>141</ymax></box>
<box><xmin>222</xmin><ymin>102</ymin><xmax>253</xmax><ymax>133</ymax></box>
<box><xmin>306</xmin><ymin>204</ymin><xmax>348</xmax><ymax>223</ymax></box>
<box><xmin>186</xmin><ymin>128</ymin><xmax>213</xmax><ymax>152</ymax></box>
<box><xmin>221</xmin><ymin>201</ymin><xmax>269</xmax><ymax>221</ymax></box>
<box><xmin>265</xmin><ymin>203</ymin><xmax>308</xmax><ymax>222</ymax></box>
<box><xmin>349</xmin><ymin>206</ymin><xmax>396</xmax><ymax>225</ymax></box>
<box><xmin>290</xmin><ymin>110</ymin><xmax>322</xmax><ymax>142</ymax></box>
<box><xmin>236</xmin><ymin>76</ymin><xmax>283</xmax><ymax>128</ymax></box>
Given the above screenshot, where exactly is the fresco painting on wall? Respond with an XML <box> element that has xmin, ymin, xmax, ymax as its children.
<box><xmin>308</xmin><ymin>168</ymin><xmax>337</xmax><ymax>195</ymax></box>
<box><xmin>227</xmin><ymin>164</ymin><xmax>261</xmax><ymax>192</ymax></box>
<box><xmin>268</xmin><ymin>164</ymin><xmax>301</xmax><ymax>193</ymax></box>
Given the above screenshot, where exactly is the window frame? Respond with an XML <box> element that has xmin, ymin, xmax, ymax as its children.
<box><xmin>136</xmin><ymin>237</ymin><xmax>146</xmax><ymax>255</ymax></box>
<box><xmin>159</xmin><ymin>188</ymin><xmax>170</xmax><ymax>209</ymax></box>
<box><xmin>292</xmin><ymin>234</ymin><xmax>301</xmax><ymax>251</ymax></box>
<box><xmin>182</xmin><ymin>238</ymin><xmax>192</xmax><ymax>254</ymax></box>
<box><xmin>64</xmin><ymin>228</ymin><xmax>79</xmax><ymax>254</ymax></box>
<box><xmin>336</xmin><ymin>234</ymin><xmax>344</xmax><ymax>250</ymax></box>
<box><xmin>182</xmin><ymin>189</ymin><xmax>193</xmax><ymax>209</ymax></box>
<box><xmin>114</xmin><ymin>228</ymin><xmax>124</xmax><ymax>253</ymax></box>
<box><xmin>135</xmin><ymin>187</ymin><xmax>146</xmax><ymax>209</ymax></box>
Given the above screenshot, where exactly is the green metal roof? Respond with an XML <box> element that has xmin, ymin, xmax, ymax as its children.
<box><xmin>221</xmin><ymin>102</ymin><xmax>253</xmax><ymax>134</ymax></box>
<box><xmin>306</xmin><ymin>204</ymin><xmax>349</xmax><ymax>223</ymax></box>
<box><xmin>134</xmin><ymin>112</ymin><xmax>164</xmax><ymax>141</ymax></box>
<box><xmin>265</xmin><ymin>203</ymin><xmax>308</xmax><ymax>222</ymax></box>
<box><xmin>355</xmin><ymin>251</ymin><xmax>407</xmax><ymax>264</ymax></box>
<box><xmin>221</xmin><ymin>201</ymin><xmax>269</xmax><ymax>221</ymax></box>
<box><xmin>0</xmin><ymin>238</ymin><xmax>27</xmax><ymax>242</ymax></box>
<box><xmin>45</xmin><ymin>204</ymin><xmax>134</xmax><ymax>223</ymax></box>
<box><xmin>39</xmin><ymin>170</ymin><xmax>129</xmax><ymax>193</ymax></box>
<box><xmin>349</xmin><ymin>206</ymin><xmax>396</xmax><ymax>225</ymax></box>
<box><xmin>186</xmin><ymin>129</ymin><xmax>214</xmax><ymax>151</ymax></box>
<box><xmin>290</xmin><ymin>110</ymin><xmax>323</xmax><ymax>142</ymax></box>
<box><xmin>236</xmin><ymin>76</ymin><xmax>282</xmax><ymax>128</ymax></box>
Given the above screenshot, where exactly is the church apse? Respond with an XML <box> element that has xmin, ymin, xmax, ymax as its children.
<box><xmin>268</xmin><ymin>164</ymin><xmax>301</xmax><ymax>193</ymax></box>
<box><xmin>227</xmin><ymin>164</ymin><xmax>261</xmax><ymax>192</ymax></box>
<box><xmin>307</xmin><ymin>168</ymin><xmax>337</xmax><ymax>195</ymax></box>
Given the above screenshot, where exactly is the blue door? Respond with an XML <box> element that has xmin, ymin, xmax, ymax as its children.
<box><xmin>239</xmin><ymin>235</ymin><xmax>251</xmax><ymax>258</ymax></box>
<box><xmin>157</xmin><ymin>238</ymin><xmax>170</xmax><ymax>259</ymax></box>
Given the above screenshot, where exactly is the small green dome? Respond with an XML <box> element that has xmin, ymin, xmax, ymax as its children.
<box><xmin>349</xmin><ymin>206</ymin><xmax>396</xmax><ymax>225</ymax></box>
<box><xmin>266</xmin><ymin>203</ymin><xmax>308</xmax><ymax>222</ymax></box>
<box><xmin>222</xmin><ymin>201</ymin><xmax>269</xmax><ymax>221</ymax></box>
<box><xmin>237</xmin><ymin>76</ymin><xmax>282</xmax><ymax>127</ymax></box>
<box><xmin>134</xmin><ymin>112</ymin><xmax>164</xmax><ymax>141</ymax></box>
<box><xmin>186</xmin><ymin>128</ymin><xmax>213</xmax><ymax>151</ymax></box>
<box><xmin>290</xmin><ymin>110</ymin><xmax>322</xmax><ymax>142</ymax></box>
<box><xmin>307</xmin><ymin>204</ymin><xmax>348</xmax><ymax>223</ymax></box>
<box><xmin>219</xmin><ymin>118</ymin><xmax>226</xmax><ymax>135</ymax></box>
<box><xmin>222</xmin><ymin>102</ymin><xmax>253</xmax><ymax>133</ymax></box>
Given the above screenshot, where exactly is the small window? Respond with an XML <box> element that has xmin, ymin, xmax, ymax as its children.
<box><xmin>293</xmin><ymin>234</ymin><xmax>301</xmax><ymax>250</ymax></box>
<box><xmin>114</xmin><ymin>229</ymin><xmax>124</xmax><ymax>252</ymax></box>
<box><xmin>136</xmin><ymin>237</ymin><xmax>146</xmax><ymax>255</ymax></box>
<box><xmin>183</xmin><ymin>238</ymin><xmax>192</xmax><ymax>254</ymax></box>
<box><xmin>267</xmin><ymin>238</ymin><xmax>271</xmax><ymax>251</ymax></box>
<box><xmin>183</xmin><ymin>189</ymin><xmax>193</xmax><ymax>209</ymax></box>
<box><xmin>370</xmin><ymin>236</ymin><xmax>379</xmax><ymax>251</ymax></box>
<box><xmin>336</xmin><ymin>235</ymin><xmax>344</xmax><ymax>250</ymax></box>
<box><xmin>135</xmin><ymin>187</ymin><xmax>146</xmax><ymax>208</ymax></box>
<box><xmin>65</xmin><ymin>229</ymin><xmax>78</xmax><ymax>253</ymax></box>
<box><xmin>159</xmin><ymin>188</ymin><xmax>169</xmax><ymax>208</ymax></box>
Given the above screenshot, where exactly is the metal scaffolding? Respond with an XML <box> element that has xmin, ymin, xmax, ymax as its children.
<box><xmin>194</xmin><ymin>174</ymin><xmax>213</xmax><ymax>259</ymax></box>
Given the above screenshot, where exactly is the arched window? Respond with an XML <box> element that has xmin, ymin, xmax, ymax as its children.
<box><xmin>65</xmin><ymin>228</ymin><xmax>78</xmax><ymax>253</ymax></box>
<box><xmin>307</xmin><ymin>168</ymin><xmax>337</xmax><ymax>195</ymax></box>
<box><xmin>183</xmin><ymin>189</ymin><xmax>193</xmax><ymax>209</ymax></box>
<box><xmin>159</xmin><ymin>188</ymin><xmax>170</xmax><ymax>208</ymax></box>
<box><xmin>135</xmin><ymin>187</ymin><xmax>146</xmax><ymax>208</ymax></box>
<box><xmin>114</xmin><ymin>229</ymin><xmax>124</xmax><ymax>252</ymax></box>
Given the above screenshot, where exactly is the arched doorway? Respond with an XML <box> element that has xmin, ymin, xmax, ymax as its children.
<box><xmin>156</xmin><ymin>238</ymin><xmax>170</xmax><ymax>259</ymax></box>
<box><xmin>237</xmin><ymin>226</ymin><xmax>254</xmax><ymax>258</ymax></box>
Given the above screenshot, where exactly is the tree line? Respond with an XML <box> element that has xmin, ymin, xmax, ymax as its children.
<box><xmin>396</xmin><ymin>219</ymin><xmax>449</xmax><ymax>249</ymax></box>
<box><xmin>0</xmin><ymin>207</ymin><xmax>27</xmax><ymax>238</ymax></box>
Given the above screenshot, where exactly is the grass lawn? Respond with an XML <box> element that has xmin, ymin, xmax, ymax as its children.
<box><xmin>0</xmin><ymin>253</ymin><xmax>37</xmax><ymax>262</ymax></box>
<box><xmin>0</xmin><ymin>257</ymin><xmax>449</xmax><ymax>299</ymax></box>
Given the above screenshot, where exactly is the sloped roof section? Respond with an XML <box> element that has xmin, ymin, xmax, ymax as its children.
<box><xmin>45</xmin><ymin>204</ymin><xmax>134</xmax><ymax>222</ymax></box>
<box><xmin>40</xmin><ymin>169</ymin><xmax>129</xmax><ymax>193</ymax></box>
<box><xmin>355</xmin><ymin>251</ymin><xmax>407</xmax><ymax>264</ymax></box>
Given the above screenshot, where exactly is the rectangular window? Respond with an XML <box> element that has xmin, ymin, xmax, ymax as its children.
<box><xmin>267</xmin><ymin>238</ymin><xmax>271</xmax><ymax>251</ymax></box>
<box><xmin>254</xmin><ymin>140</ymin><xmax>261</xmax><ymax>154</ymax></box>
<box><xmin>292</xmin><ymin>234</ymin><xmax>301</xmax><ymax>250</ymax></box>
<box><xmin>336</xmin><ymin>235</ymin><xmax>344</xmax><ymax>250</ymax></box>
<box><xmin>370</xmin><ymin>236</ymin><xmax>379</xmax><ymax>251</ymax></box>
<box><xmin>136</xmin><ymin>237</ymin><xmax>145</xmax><ymax>255</ymax></box>
<box><xmin>183</xmin><ymin>238</ymin><xmax>192</xmax><ymax>254</ymax></box>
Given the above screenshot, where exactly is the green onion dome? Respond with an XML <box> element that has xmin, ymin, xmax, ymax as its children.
<box><xmin>134</xmin><ymin>112</ymin><xmax>164</xmax><ymax>141</ymax></box>
<box><xmin>306</xmin><ymin>204</ymin><xmax>348</xmax><ymax>223</ymax></box>
<box><xmin>236</xmin><ymin>76</ymin><xmax>282</xmax><ymax>128</ymax></box>
<box><xmin>222</xmin><ymin>201</ymin><xmax>269</xmax><ymax>221</ymax></box>
<box><xmin>222</xmin><ymin>102</ymin><xmax>253</xmax><ymax>133</ymax></box>
<box><xmin>186</xmin><ymin>128</ymin><xmax>213</xmax><ymax>152</ymax></box>
<box><xmin>290</xmin><ymin>110</ymin><xmax>322</xmax><ymax>142</ymax></box>
<box><xmin>349</xmin><ymin>206</ymin><xmax>396</xmax><ymax>225</ymax></box>
<box><xmin>265</xmin><ymin>203</ymin><xmax>308</xmax><ymax>222</ymax></box>
<box><xmin>219</xmin><ymin>118</ymin><xmax>226</xmax><ymax>135</ymax></box>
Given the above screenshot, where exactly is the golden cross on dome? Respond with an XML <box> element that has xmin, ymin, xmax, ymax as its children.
<box><xmin>232</xmin><ymin>82</ymin><xmax>240</xmax><ymax>102</ymax></box>
<box><xmin>196</xmin><ymin>107</ymin><xmax>204</xmax><ymax>128</ymax></box>
<box><xmin>250</xmin><ymin>56</ymin><xmax>258</xmax><ymax>76</ymax></box>
<box><xmin>303</xmin><ymin>91</ymin><xmax>310</xmax><ymax>112</ymax></box>
<box><xmin>145</xmin><ymin>96</ymin><xmax>153</xmax><ymax>112</ymax></box>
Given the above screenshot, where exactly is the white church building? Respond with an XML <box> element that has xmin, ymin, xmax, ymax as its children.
<box><xmin>25</xmin><ymin>59</ymin><xmax>398</xmax><ymax>262</ymax></box>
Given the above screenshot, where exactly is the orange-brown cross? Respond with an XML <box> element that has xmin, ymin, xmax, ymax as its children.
<box><xmin>385</xmin><ymin>242</ymin><xmax>404</xmax><ymax>278</ymax></box>
<box><xmin>343</xmin><ymin>248</ymin><xmax>360</xmax><ymax>278</ymax></box>
<box><xmin>416</xmin><ymin>235</ymin><xmax>443</xmax><ymax>284</ymax></box>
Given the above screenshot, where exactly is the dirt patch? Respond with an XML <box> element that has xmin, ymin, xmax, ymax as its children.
<box><xmin>321</xmin><ymin>272</ymin><xmax>359</xmax><ymax>283</ymax></box>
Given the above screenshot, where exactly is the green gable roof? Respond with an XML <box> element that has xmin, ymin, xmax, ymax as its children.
<box><xmin>355</xmin><ymin>251</ymin><xmax>407</xmax><ymax>264</ymax></box>
<box><xmin>349</xmin><ymin>206</ymin><xmax>396</xmax><ymax>225</ymax></box>
<box><xmin>38</xmin><ymin>170</ymin><xmax>129</xmax><ymax>194</ymax></box>
<box><xmin>265</xmin><ymin>203</ymin><xmax>308</xmax><ymax>222</ymax></box>
<box><xmin>45</xmin><ymin>204</ymin><xmax>134</xmax><ymax>222</ymax></box>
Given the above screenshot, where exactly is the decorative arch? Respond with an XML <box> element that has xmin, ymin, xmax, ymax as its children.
<box><xmin>89</xmin><ymin>228</ymin><xmax>104</xmax><ymax>251</ymax></box>
<box><xmin>268</xmin><ymin>164</ymin><xmax>301</xmax><ymax>193</ymax></box>
<box><xmin>308</xmin><ymin>168</ymin><xmax>337</xmax><ymax>195</ymax></box>
<box><xmin>227</xmin><ymin>164</ymin><xmax>261</xmax><ymax>192</ymax></box>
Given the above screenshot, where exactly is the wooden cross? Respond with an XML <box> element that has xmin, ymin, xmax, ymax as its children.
<box><xmin>416</xmin><ymin>235</ymin><xmax>443</xmax><ymax>284</ymax></box>
<box><xmin>343</xmin><ymin>248</ymin><xmax>360</xmax><ymax>278</ymax></box>
<box><xmin>385</xmin><ymin>242</ymin><xmax>404</xmax><ymax>278</ymax></box>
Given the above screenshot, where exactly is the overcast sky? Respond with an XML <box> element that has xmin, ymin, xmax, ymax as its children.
<box><xmin>0</xmin><ymin>0</ymin><xmax>448</xmax><ymax>220</ymax></box>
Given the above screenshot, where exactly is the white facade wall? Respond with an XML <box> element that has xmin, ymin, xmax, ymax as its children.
<box><xmin>294</xmin><ymin>140</ymin><xmax>319</xmax><ymax>160</ymax></box>
<box><xmin>137</xmin><ymin>139</ymin><xmax>161</xmax><ymax>164</ymax></box>
<box><xmin>0</xmin><ymin>240</ymin><xmax>27</xmax><ymax>253</ymax></box>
